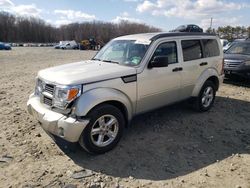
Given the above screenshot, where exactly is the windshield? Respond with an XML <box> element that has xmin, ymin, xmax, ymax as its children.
<box><xmin>93</xmin><ymin>40</ymin><xmax>150</xmax><ymax>66</ymax></box>
<box><xmin>225</xmin><ymin>42</ymin><xmax>250</xmax><ymax>55</ymax></box>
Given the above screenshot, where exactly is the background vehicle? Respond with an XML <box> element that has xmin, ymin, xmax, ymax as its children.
<box><xmin>223</xmin><ymin>42</ymin><xmax>233</xmax><ymax>52</ymax></box>
<box><xmin>0</xmin><ymin>42</ymin><xmax>11</xmax><ymax>50</ymax></box>
<box><xmin>220</xmin><ymin>39</ymin><xmax>229</xmax><ymax>47</ymax></box>
<box><xmin>60</xmin><ymin>40</ymin><xmax>78</xmax><ymax>49</ymax></box>
<box><xmin>171</xmin><ymin>24</ymin><xmax>203</xmax><ymax>32</ymax></box>
<box><xmin>80</xmin><ymin>40</ymin><xmax>90</xmax><ymax>50</ymax></box>
<box><xmin>54</xmin><ymin>41</ymin><xmax>68</xmax><ymax>49</ymax></box>
<box><xmin>80</xmin><ymin>38</ymin><xmax>97</xmax><ymax>50</ymax></box>
<box><xmin>224</xmin><ymin>40</ymin><xmax>250</xmax><ymax>78</ymax></box>
<box><xmin>223</xmin><ymin>39</ymin><xmax>248</xmax><ymax>52</ymax></box>
<box><xmin>27</xmin><ymin>32</ymin><xmax>223</xmax><ymax>154</ymax></box>
<box><xmin>54</xmin><ymin>40</ymin><xmax>78</xmax><ymax>49</ymax></box>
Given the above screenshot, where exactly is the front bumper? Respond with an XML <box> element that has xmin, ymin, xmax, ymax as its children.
<box><xmin>27</xmin><ymin>95</ymin><xmax>89</xmax><ymax>142</ymax></box>
<box><xmin>224</xmin><ymin>63</ymin><xmax>250</xmax><ymax>75</ymax></box>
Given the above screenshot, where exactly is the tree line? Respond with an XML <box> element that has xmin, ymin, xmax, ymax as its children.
<box><xmin>0</xmin><ymin>11</ymin><xmax>160</xmax><ymax>45</ymax></box>
<box><xmin>207</xmin><ymin>26</ymin><xmax>250</xmax><ymax>41</ymax></box>
<box><xmin>1</xmin><ymin>11</ymin><xmax>249</xmax><ymax>44</ymax></box>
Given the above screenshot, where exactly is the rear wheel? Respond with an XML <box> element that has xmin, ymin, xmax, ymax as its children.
<box><xmin>79</xmin><ymin>104</ymin><xmax>125</xmax><ymax>154</ymax></box>
<box><xmin>193</xmin><ymin>80</ymin><xmax>216</xmax><ymax>112</ymax></box>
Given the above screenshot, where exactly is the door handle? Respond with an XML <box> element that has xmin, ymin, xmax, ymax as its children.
<box><xmin>172</xmin><ymin>67</ymin><xmax>183</xmax><ymax>72</ymax></box>
<box><xmin>178</xmin><ymin>67</ymin><xmax>183</xmax><ymax>71</ymax></box>
<box><xmin>200</xmin><ymin>62</ymin><xmax>208</xmax><ymax>66</ymax></box>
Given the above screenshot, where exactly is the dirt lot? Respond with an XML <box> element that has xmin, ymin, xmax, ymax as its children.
<box><xmin>1</xmin><ymin>47</ymin><xmax>250</xmax><ymax>188</ymax></box>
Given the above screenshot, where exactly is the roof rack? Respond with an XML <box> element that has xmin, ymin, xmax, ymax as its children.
<box><xmin>150</xmin><ymin>32</ymin><xmax>216</xmax><ymax>41</ymax></box>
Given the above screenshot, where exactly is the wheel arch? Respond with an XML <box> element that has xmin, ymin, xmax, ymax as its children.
<box><xmin>74</xmin><ymin>88</ymin><xmax>133</xmax><ymax>125</ymax></box>
<box><xmin>192</xmin><ymin>68</ymin><xmax>220</xmax><ymax>97</ymax></box>
<box><xmin>87</xmin><ymin>100</ymin><xmax>129</xmax><ymax>127</ymax></box>
<box><xmin>206</xmin><ymin>76</ymin><xmax>219</xmax><ymax>91</ymax></box>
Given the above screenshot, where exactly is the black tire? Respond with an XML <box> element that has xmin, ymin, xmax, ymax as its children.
<box><xmin>79</xmin><ymin>104</ymin><xmax>125</xmax><ymax>154</ymax></box>
<box><xmin>193</xmin><ymin>80</ymin><xmax>216</xmax><ymax>112</ymax></box>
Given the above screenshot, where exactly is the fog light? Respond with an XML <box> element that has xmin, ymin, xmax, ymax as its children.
<box><xmin>58</xmin><ymin>127</ymin><xmax>64</xmax><ymax>137</ymax></box>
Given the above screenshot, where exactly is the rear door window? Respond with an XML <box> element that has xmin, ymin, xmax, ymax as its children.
<box><xmin>202</xmin><ymin>39</ymin><xmax>220</xmax><ymax>57</ymax></box>
<box><xmin>181</xmin><ymin>40</ymin><xmax>202</xmax><ymax>61</ymax></box>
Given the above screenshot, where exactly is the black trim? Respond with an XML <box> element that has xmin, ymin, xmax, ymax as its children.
<box><xmin>84</xmin><ymin>77</ymin><xmax>120</xmax><ymax>85</ymax></box>
<box><xmin>200</xmin><ymin>39</ymin><xmax>205</xmax><ymax>58</ymax></box>
<box><xmin>121</xmin><ymin>74</ymin><xmax>137</xmax><ymax>83</ymax></box>
<box><xmin>150</xmin><ymin>32</ymin><xmax>216</xmax><ymax>41</ymax></box>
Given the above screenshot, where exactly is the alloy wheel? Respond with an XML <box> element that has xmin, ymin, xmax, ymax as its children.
<box><xmin>90</xmin><ymin>115</ymin><xmax>119</xmax><ymax>147</ymax></box>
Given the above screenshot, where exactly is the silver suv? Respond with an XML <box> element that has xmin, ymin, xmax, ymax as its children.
<box><xmin>27</xmin><ymin>32</ymin><xmax>224</xmax><ymax>154</ymax></box>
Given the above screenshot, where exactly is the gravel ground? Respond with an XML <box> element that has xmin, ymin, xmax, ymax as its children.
<box><xmin>1</xmin><ymin>47</ymin><xmax>250</xmax><ymax>188</ymax></box>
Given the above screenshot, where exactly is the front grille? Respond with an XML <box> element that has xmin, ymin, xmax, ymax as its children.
<box><xmin>44</xmin><ymin>84</ymin><xmax>55</xmax><ymax>95</ymax></box>
<box><xmin>43</xmin><ymin>96</ymin><xmax>53</xmax><ymax>106</ymax></box>
<box><xmin>224</xmin><ymin>60</ymin><xmax>242</xmax><ymax>68</ymax></box>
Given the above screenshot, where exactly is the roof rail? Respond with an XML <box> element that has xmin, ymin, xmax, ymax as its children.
<box><xmin>150</xmin><ymin>32</ymin><xmax>216</xmax><ymax>41</ymax></box>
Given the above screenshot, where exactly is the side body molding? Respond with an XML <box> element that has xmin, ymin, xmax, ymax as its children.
<box><xmin>74</xmin><ymin>88</ymin><xmax>133</xmax><ymax>121</ymax></box>
<box><xmin>191</xmin><ymin>68</ymin><xmax>220</xmax><ymax>97</ymax></box>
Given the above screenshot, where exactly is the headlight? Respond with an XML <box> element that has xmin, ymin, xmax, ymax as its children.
<box><xmin>244</xmin><ymin>61</ymin><xmax>250</xmax><ymax>66</ymax></box>
<box><xmin>54</xmin><ymin>85</ymin><xmax>81</xmax><ymax>109</ymax></box>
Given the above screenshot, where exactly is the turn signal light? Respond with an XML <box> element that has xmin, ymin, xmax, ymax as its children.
<box><xmin>68</xmin><ymin>88</ymin><xmax>79</xmax><ymax>101</ymax></box>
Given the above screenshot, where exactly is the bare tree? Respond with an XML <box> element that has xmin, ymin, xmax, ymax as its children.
<box><xmin>0</xmin><ymin>11</ymin><xmax>161</xmax><ymax>43</ymax></box>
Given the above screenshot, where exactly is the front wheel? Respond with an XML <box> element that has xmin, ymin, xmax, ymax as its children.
<box><xmin>193</xmin><ymin>80</ymin><xmax>216</xmax><ymax>112</ymax></box>
<box><xmin>79</xmin><ymin>104</ymin><xmax>125</xmax><ymax>154</ymax></box>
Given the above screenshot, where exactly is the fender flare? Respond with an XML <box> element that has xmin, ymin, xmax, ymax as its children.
<box><xmin>74</xmin><ymin>88</ymin><xmax>133</xmax><ymax>121</ymax></box>
<box><xmin>191</xmin><ymin>68</ymin><xmax>220</xmax><ymax>97</ymax></box>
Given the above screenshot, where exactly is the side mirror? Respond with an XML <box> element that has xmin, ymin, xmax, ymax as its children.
<box><xmin>149</xmin><ymin>56</ymin><xmax>169</xmax><ymax>68</ymax></box>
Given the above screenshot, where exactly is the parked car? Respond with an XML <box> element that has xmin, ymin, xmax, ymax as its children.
<box><xmin>61</xmin><ymin>43</ymin><xmax>78</xmax><ymax>49</ymax></box>
<box><xmin>224</xmin><ymin>40</ymin><xmax>250</xmax><ymax>78</ymax></box>
<box><xmin>223</xmin><ymin>42</ymin><xmax>233</xmax><ymax>52</ymax></box>
<box><xmin>54</xmin><ymin>41</ymin><xmax>77</xmax><ymax>49</ymax></box>
<box><xmin>11</xmin><ymin>43</ymin><xmax>18</xmax><ymax>47</ymax></box>
<box><xmin>54</xmin><ymin>41</ymin><xmax>68</xmax><ymax>49</ymax></box>
<box><xmin>220</xmin><ymin>39</ymin><xmax>229</xmax><ymax>47</ymax></box>
<box><xmin>27</xmin><ymin>32</ymin><xmax>224</xmax><ymax>154</ymax></box>
<box><xmin>223</xmin><ymin>39</ymin><xmax>248</xmax><ymax>52</ymax></box>
<box><xmin>54</xmin><ymin>44</ymin><xmax>61</xmax><ymax>49</ymax></box>
<box><xmin>60</xmin><ymin>40</ymin><xmax>78</xmax><ymax>50</ymax></box>
<box><xmin>171</xmin><ymin>24</ymin><xmax>203</xmax><ymax>32</ymax></box>
<box><xmin>0</xmin><ymin>42</ymin><xmax>11</xmax><ymax>50</ymax></box>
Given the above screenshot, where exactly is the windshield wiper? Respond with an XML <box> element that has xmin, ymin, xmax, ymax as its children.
<box><xmin>102</xmin><ymin>60</ymin><xmax>120</xmax><ymax>64</ymax></box>
<box><xmin>92</xmin><ymin>58</ymin><xmax>119</xmax><ymax>64</ymax></box>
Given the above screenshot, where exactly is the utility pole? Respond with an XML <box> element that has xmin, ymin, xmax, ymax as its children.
<box><xmin>210</xmin><ymin>17</ymin><xmax>213</xmax><ymax>29</ymax></box>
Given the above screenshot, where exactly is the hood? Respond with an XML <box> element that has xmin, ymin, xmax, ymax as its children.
<box><xmin>38</xmin><ymin>60</ymin><xmax>137</xmax><ymax>85</ymax></box>
<box><xmin>224</xmin><ymin>53</ymin><xmax>250</xmax><ymax>62</ymax></box>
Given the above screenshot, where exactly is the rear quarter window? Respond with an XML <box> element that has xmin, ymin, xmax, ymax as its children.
<box><xmin>202</xmin><ymin>39</ymin><xmax>220</xmax><ymax>57</ymax></box>
<box><xmin>181</xmin><ymin>40</ymin><xmax>202</xmax><ymax>61</ymax></box>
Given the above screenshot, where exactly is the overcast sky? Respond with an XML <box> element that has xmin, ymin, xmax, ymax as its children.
<box><xmin>0</xmin><ymin>0</ymin><xmax>250</xmax><ymax>30</ymax></box>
